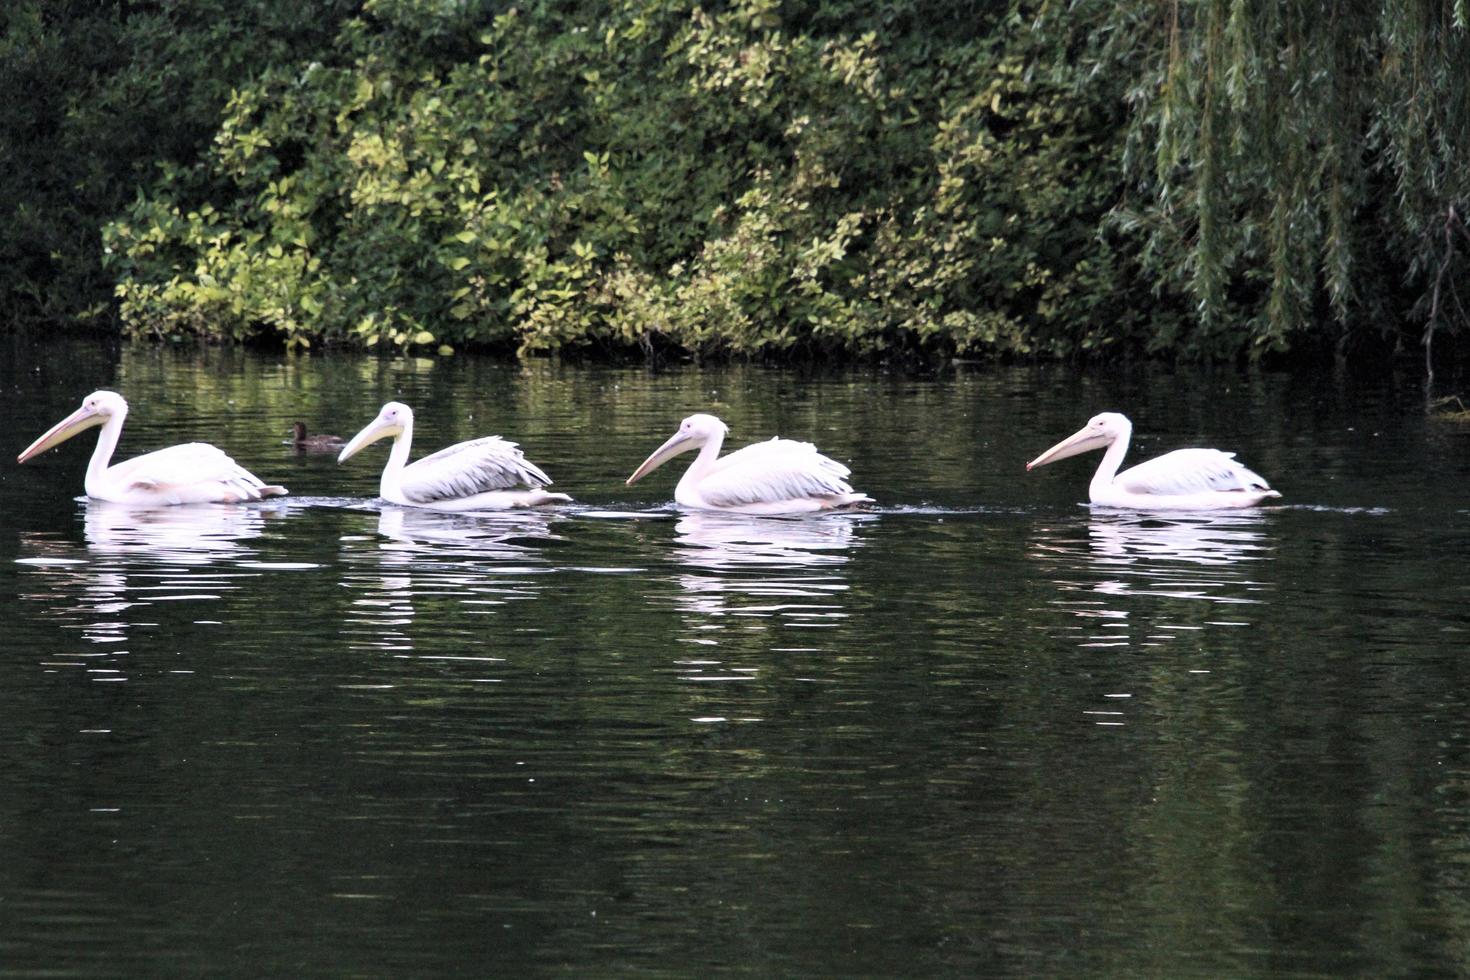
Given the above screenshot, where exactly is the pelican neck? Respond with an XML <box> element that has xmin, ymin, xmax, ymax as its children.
<box><xmin>84</xmin><ymin>410</ymin><xmax>127</xmax><ymax>497</ymax></box>
<box><xmin>675</xmin><ymin>429</ymin><xmax>726</xmax><ymax>501</ymax></box>
<box><xmin>381</xmin><ymin>416</ymin><xmax>416</xmax><ymax>496</ymax></box>
<box><xmin>1089</xmin><ymin>424</ymin><xmax>1132</xmax><ymax>497</ymax></box>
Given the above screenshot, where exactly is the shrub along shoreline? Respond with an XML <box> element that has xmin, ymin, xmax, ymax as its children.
<box><xmin>6</xmin><ymin>1</ymin><xmax>1469</xmax><ymax>367</ymax></box>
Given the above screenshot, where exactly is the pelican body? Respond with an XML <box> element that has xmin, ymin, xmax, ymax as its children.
<box><xmin>1027</xmin><ymin>412</ymin><xmax>1279</xmax><ymax>510</ymax></box>
<box><xmin>626</xmin><ymin>413</ymin><xmax>871</xmax><ymax>515</ymax></box>
<box><xmin>17</xmin><ymin>390</ymin><xmax>288</xmax><ymax>505</ymax></box>
<box><xmin>337</xmin><ymin>401</ymin><xmax>570</xmax><ymax>511</ymax></box>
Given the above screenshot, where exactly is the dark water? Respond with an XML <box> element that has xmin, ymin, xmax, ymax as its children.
<box><xmin>2</xmin><ymin>337</ymin><xmax>1469</xmax><ymax>976</ymax></box>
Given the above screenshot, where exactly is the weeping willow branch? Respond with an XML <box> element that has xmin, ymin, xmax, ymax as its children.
<box><xmin>1125</xmin><ymin>0</ymin><xmax>1470</xmax><ymax>362</ymax></box>
<box><xmin>1423</xmin><ymin>202</ymin><xmax>1470</xmax><ymax>386</ymax></box>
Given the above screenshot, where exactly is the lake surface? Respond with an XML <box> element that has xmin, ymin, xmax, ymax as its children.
<box><xmin>1</xmin><ymin>336</ymin><xmax>1468</xmax><ymax>976</ymax></box>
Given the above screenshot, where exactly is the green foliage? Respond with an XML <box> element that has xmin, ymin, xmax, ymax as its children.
<box><xmin>1117</xmin><ymin>0</ymin><xmax>1470</xmax><ymax>359</ymax></box>
<box><xmin>104</xmin><ymin>0</ymin><xmax>1159</xmax><ymax>358</ymax></box>
<box><xmin>0</xmin><ymin>0</ymin><xmax>355</xmax><ymax>326</ymax></box>
<box><xmin>15</xmin><ymin>0</ymin><xmax>1470</xmax><ymax>363</ymax></box>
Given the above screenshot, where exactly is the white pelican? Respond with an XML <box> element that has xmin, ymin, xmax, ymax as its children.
<box><xmin>17</xmin><ymin>390</ymin><xmax>288</xmax><ymax>505</ymax></box>
<box><xmin>626</xmin><ymin>413</ymin><xmax>872</xmax><ymax>514</ymax></box>
<box><xmin>1026</xmin><ymin>411</ymin><xmax>1280</xmax><ymax>510</ymax></box>
<box><xmin>337</xmin><ymin>401</ymin><xmax>571</xmax><ymax>510</ymax></box>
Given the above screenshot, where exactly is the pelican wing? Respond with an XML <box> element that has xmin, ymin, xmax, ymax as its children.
<box><xmin>108</xmin><ymin>443</ymin><xmax>279</xmax><ymax>500</ymax></box>
<box><xmin>698</xmin><ymin>438</ymin><xmax>856</xmax><ymax>508</ymax></box>
<box><xmin>1116</xmin><ymin>448</ymin><xmax>1273</xmax><ymax>497</ymax></box>
<box><xmin>400</xmin><ymin>436</ymin><xmax>554</xmax><ymax>504</ymax></box>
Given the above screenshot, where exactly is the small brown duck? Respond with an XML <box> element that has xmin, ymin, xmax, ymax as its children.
<box><xmin>290</xmin><ymin>422</ymin><xmax>346</xmax><ymax>453</ymax></box>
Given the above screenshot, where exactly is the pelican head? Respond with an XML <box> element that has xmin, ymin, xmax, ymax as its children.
<box><xmin>626</xmin><ymin>413</ymin><xmax>729</xmax><ymax>485</ymax></box>
<box><xmin>18</xmin><ymin>390</ymin><xmax>128</xmax><ymax>463</ymax></box>
<box><xmin>338</xmin><ymin>401</ymin><xmax>414</xmax><ymax>463</ymax></box>
<box><xmin>1027</xmin><ymin>412</ymin><xmax>1132</xmax><ymax>471</ymax></box>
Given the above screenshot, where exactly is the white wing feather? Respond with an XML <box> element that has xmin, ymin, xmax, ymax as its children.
<box><xmin>110</xmin><ymin>443</ymin><xmax>277</xmax><ymax>499</ymax></box>
<box><xmin>400</xmin><ymin>436</ymin><xmax>554</xmax><ymax>504</ymax></box>
<box><xmin>1115</xmin><ymin>448</ymin><xmax>1273</xmax><ymax>497</ymax></box>
<box><xmin>697</xmin><ymin>437</ymin><xmax>857</xmax><ymax>508</ymax></box>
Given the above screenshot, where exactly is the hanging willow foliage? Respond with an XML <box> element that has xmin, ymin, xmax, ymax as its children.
<box><xmin>1108</xmin><ymin>0</ymin><xmax>1470</xmax><ymax>360</ymax></box>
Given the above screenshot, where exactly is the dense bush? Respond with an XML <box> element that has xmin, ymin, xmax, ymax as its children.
<box><xmin>12</xmin><ymin>0</ymin><xmax>1470</xmax><ymax>364</ymax></box>
<box><xmin>0</xmin><ymin>0</ymin><xmax>355</xmax><ymax>327</ymax></box>
<box><xmin>102</xmin><ymin>0</ymin><xmax>1171</xmax><ymax>357</ymax></box>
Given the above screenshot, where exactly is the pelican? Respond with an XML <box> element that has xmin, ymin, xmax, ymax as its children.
<box><xmin>337</xmin><ymin>401</ymin><xmax>571</xmax><ymax>510</ymax></box>
<box><xmin>17</xmin><ymin>390</ymin><xmax>288</xmax><ymax>505</ymax></box>
<box><xmin>626</xmin><ymin>413</ymin><xmax>872</xmax><ymax>514</ymax></box>
<box><xmin>1026</xmin><ymin>411</ymin><xmax>1280</xmax><ymax>510</ymax></box>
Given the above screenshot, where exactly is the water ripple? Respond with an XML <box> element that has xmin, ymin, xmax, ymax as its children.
<box><xmin>15</xmin><ymin>501</ymin><xmax>287</xmax><ymax>682</ymax></box>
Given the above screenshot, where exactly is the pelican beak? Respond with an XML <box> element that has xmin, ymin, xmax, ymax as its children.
<box><xmin>18</xmin><ymin>403</ymin><xmax>106</xmax><ymax>463</ymax></box>
<box><xmin>337</xmin><ymin>417</ymin><xmax>402</xmax><ymax>464</ymax></box>
<box><xmin>1026</xmin><ymin>425</ymin><xmax>1111</xmax><ymax>471</ymax></box>
<box><xmin>626</xmin><ymin>430</ymin><xmax>698</xmax><ymax>485</ymax></box>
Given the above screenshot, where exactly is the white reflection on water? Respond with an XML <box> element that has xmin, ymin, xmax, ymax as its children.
<box><xmin>83</xmin><ymin>500</ymin><xmax>273</xmax><ymax>561</ymax></box>
<box><xmin>373</xmin><ymin>506</ymin><xmax>561</xmax><ymax>554</ymax></box>
<box><xmin>668</xmin><ymin>512</ymin><xmax>865</xmax><ymax>676</ymax></box>
<box><xmin>673</xmin><ymin>511</ymin><xmax>860</xmax><ymax>572</ymax></box>
<box><xmin>1085</xmin><ymin>512</ymin><xmax>1274</xmax><ymax>571</ymax></box>
<box><xmin>1031</xmin><ymin>511</ymin><xmax>1280</xmax><ymax>729</ymax></box>
<box><xmin>1035</xmin><ymin>511</ymin><xmax>1277</xmax><ymax>655</ymax></box>
<box><xmin>1036</xmin><ymin>512</ymin><xmax>1274</xmax><ymax>600</ymax></box>
<box><xmin>17</xmin><ymin>501</ymin><xmax>282</xmax><ymax>679</ymax></box>
<box><xmin>337</xmin><ymin>506</ymin><xmax>563</xmax><ymax>657</ymax></box>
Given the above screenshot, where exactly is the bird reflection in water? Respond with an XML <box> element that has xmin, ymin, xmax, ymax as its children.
<box><xmin>83</xmin><ymin>500</ymin><xmax>274</xmax><ymax>561</ymax></box>
<box><xmin>669</xmin><ymin>511</ymin><xmax>866</xmax><ymax>654</ymax></box>
<box><xmin>673</xmin><ymin>510</ymin><xmax>861</xmax><ymax>572</ymax></box>
<box><xmin>338</xmin><ymin>506</ymin><xmax>562</xmax><ymax>656</ymax></box>
<box><xmin>373</xmin><ymin>505</ymin><xmax>562</xmax><ymax>555</ymax></box>
<box><xmin>664</xmin><ymin>512</ymin><xmax>866</xmax><ymax>701</ymax></box>
<box><xmin>1085</xmin><ymin>512</ymin><xmax>1274</xmax><ymax>572</ymax></box>
<box><xmin>1036</xmin><ymin>511</ymin><xmax>1276</xmax><ymax>653</ymax></box>
<box><xmin>17</xmin><ymin>500</ymin><xmax>281</xmax><ymax>677</ymax></box>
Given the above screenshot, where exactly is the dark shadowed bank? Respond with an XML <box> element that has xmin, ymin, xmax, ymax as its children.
<box><xmin>4</xmin><ymin>0</ymin><xmax>1470</xmax><ymax>368</ymax></box>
